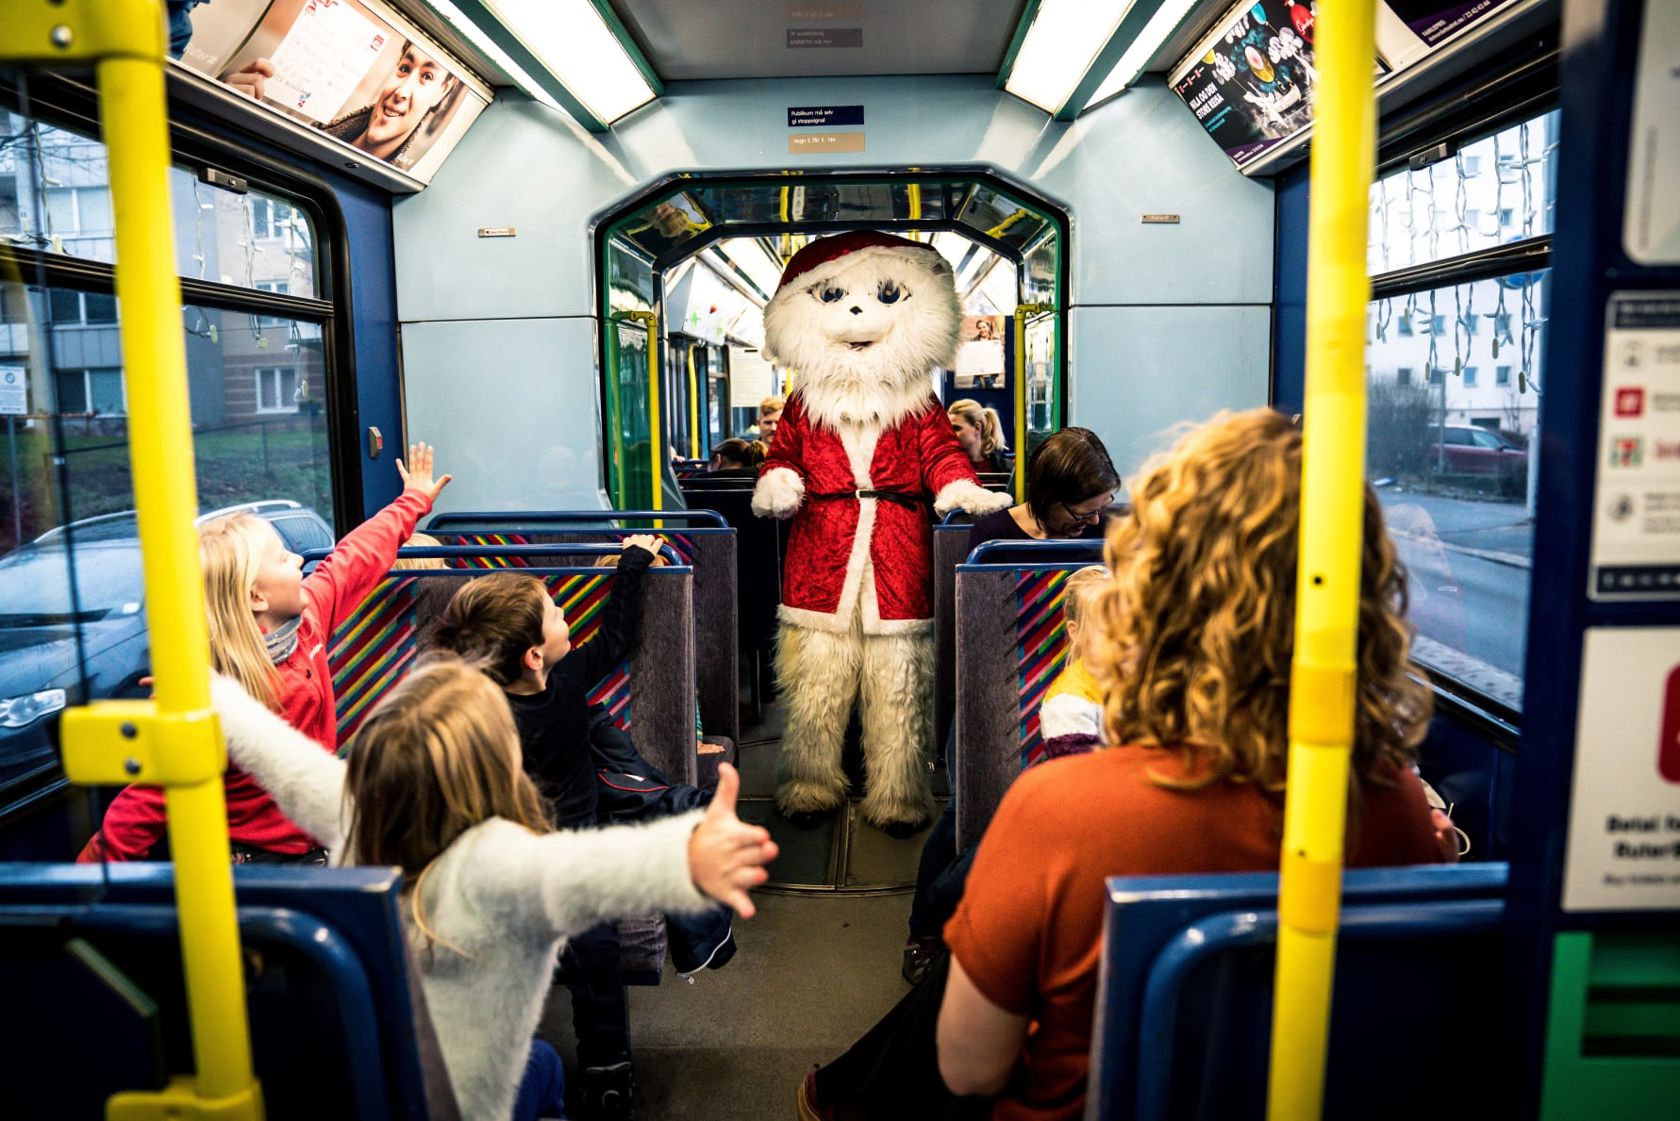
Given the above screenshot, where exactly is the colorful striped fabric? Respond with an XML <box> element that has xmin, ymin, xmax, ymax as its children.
<box><xmin>330</xmin><ymin>576</ymin><xmax>422</xmax><ymax>745</ymax></box>
<box><xmin>587</xmin><ymin>661</ymin><xmax>634</xmax><ymax>731</ymax></box>
<box><xmin>442</xmin><ymin>531</ymin><xmax>694</xmax><ymax>566</ymax></box>
<box><xmin>329</xmin><ymin>571</ymin><xmax>623</xmax><ymax>748</ymax></box>
<box><xmin>1014</xmin><ymin>568</ymin><xmax>1073</xmax><ymax>768</ymax></box>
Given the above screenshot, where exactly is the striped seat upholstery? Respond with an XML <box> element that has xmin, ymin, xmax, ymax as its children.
<box><xmin>328</xmin><ymin>571</ymin><xmax>632</xmax><ymax>746</ymax></box>
<box><xmin>1013</xmin><ymin>568</ymin><xmax>1074</xmax><ymax>769</ymax></box>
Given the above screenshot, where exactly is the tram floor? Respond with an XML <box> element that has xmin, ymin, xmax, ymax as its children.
<box><xmin>540</xmin><ymin>889</ymin><xmax>913</xmax><ymax>1120</ymax></box>
<box><xmin>537</xmin><ymin>700</ymin><xmax>925</xmax><ymax>1118</ymax></box>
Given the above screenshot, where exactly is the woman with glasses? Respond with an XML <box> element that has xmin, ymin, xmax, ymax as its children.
<box><xmin>965</xmin><ymin>427</ymin><xmax>1121</xmax><ymax>553</ymax></box>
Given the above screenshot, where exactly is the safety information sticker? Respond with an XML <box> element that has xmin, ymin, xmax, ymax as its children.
<box><xmin>1562</xmin><ymin>627</ymin><xmax>1680</xmax><ymax>912</ymax></box>
<box><xmin>1589</xmin><ymin>292</ymin><xmax>1680</xmax><ymax>600</ymax></box>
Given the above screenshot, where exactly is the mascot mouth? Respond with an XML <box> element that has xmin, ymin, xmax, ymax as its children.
<box><xmin>845</xmin><ymin>340</ymin><xmax>875</xmax><ymax>352</ymax></box>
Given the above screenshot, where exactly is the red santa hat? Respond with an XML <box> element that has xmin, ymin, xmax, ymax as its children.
<box><xmin>772</xmin><ymin>230</ymin><xmax>948</xmax><ymax>302</ymax></box>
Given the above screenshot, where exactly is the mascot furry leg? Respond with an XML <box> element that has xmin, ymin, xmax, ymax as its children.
<box><xmin>773</xmin><ymin>608</ymin><xmax>937</xmax><ymax>832</ymax></box>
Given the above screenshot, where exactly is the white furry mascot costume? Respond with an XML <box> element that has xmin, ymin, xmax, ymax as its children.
<box><xmin>752</xmin><ymin>231</ymin><xmax>1011</xmax><ymax>835</ymax></box>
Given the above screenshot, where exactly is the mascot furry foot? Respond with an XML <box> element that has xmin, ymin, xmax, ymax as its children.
<box><xmin>752</xmin><ymin>231</ymin><xmax>1000</xmax><ymax>834</ymax></box>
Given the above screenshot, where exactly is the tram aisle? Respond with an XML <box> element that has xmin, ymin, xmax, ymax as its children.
<box><xmin>539</xmin><ymin>701</ymin><xmax>920</xmax><ymax>1120</ymax></box>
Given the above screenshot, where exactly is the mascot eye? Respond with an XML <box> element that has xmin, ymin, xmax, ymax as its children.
<box><xmin>877</xmin><ymin>280</ymin><xmax>904</xmax><ymax>304</ymax></box>
<box><xmin>818</xmin><ymin>286</ymin><xmax>846</xmax><ymax>303</ymax></box>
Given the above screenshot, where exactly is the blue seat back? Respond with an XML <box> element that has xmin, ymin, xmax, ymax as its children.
<box><xmin>1089</xmin><ymin>863</ymin><xmax>1508</xmax><ymax>1121</ymax></box>
<box><xmin>0</xmin><ymin>863</ymin><xmax>457</xmax><ymax>1120</ymax></box>
<box><xmin>952</xmin><ymin>554</ymin><xmax>1101</xmax><ymax>850</ymax></box>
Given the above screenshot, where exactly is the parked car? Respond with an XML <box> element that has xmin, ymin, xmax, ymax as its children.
<box><xmin>0</xmin><ymin>501</ymin><xmax>334</xmax><ymax>792</ymax></box>
<box><xmin>1427</xmin><ymin>424</ymin><xmax>1527</xmax><ymax>495</ymax></box>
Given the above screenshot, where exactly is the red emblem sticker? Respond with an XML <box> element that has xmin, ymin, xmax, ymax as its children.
<box><xmin>1616</xmin><ymin>387</ymin><xmax>1645</xmax><ymax>417</ymax></box>
<box><xmin>1663</xmin><ymin>664</ymin><xmax>1680</xmax><ymax>783</ymax></box>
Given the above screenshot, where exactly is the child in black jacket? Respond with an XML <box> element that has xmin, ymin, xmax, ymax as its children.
<box><xmin>431</xmin><ymin>538</ymin><xmax>730</xmax><ymax>1119</ymax></box>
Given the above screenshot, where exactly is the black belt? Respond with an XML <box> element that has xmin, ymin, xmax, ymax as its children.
<box><xmin>808</xmin><ymin>488</ymin><xmax>928</xmax><ymax>509</ymax></box>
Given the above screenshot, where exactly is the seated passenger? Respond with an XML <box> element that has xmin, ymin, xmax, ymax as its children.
<box><xmin>757</xmin><ymin>395</ymin><xmax>785</xmax><ymax>446</ymax></box>
<box><xmin>429</xmin><ymin>544</ymin><xmax>732</xmax><ymax>1117</ymax></box>
<box><xmin>801</xmin><ymin>409</ymin><xmax>1455</xmax><ymax>1121</ymax></box>
<box><xmin>708</xmin><ymin>437</ymin><xmax>766</xmax><ymax>476</ymax></box>
<box><xmin>966</xmin><ymin>426</ymin><xmax>1119</xmax><ymax>548</ymax></box>
<box><xmin>206</xmin><ymin>659</ymin><xmax>774</xmax><ymax>1121</ymax></box>
<box><xmin>392</xmin><ymin>530</ymin><xmax>450</xmax><ymax>571</ymax></box>
<box><xmin>947</xmin><ymin>398</ymin><xmax>1013</xmax><ymax>475</ymax></box>
<box><xmin>79</xmin><ymin>443</ymin><xmax>452</xmax><ymax>863</ymax></box>
<box><xmin>1033</xmin><ymin>565</ymin><xmax>1109</xmax><ymax>762</ymax></box>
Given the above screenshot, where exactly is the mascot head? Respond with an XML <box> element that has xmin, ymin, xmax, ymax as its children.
<box><xmin>762</xmin><ymin>231</ymin><xmax>961</xmax><ymax>431</ymax></box>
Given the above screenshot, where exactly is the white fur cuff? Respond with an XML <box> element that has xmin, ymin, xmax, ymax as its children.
<box><xmin>752</xmin><ymin>467</ymin><xmax>805</xmax><ymax>519</ymax></box>
<box><xmin>934</xmin><ymin>479</ymin><xmax>1014</xmax><ymax>517</ymax></box>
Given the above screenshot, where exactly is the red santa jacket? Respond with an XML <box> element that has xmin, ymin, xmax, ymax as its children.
<box><xmin>762</xmin><ymin>392</ymin><xmax>980</xmax><ymax>634</ymax></box>
<box><xmin>80</xmin><ymin>488</ymin><xmax>432</xmax><ymax>861</ymax></box>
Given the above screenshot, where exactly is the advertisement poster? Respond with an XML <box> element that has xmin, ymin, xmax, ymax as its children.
<box><xmin>1561</xmin><ymin>627</ymin><xmax>1680</xmax><ymax>912</ymax></box>
<box><xmin>1624</xmin><ymin>0</ymin><xmax>1680</xmax><ymax>265</ymax></box>
<box><xmin>1381</xmin><ymin>0</ymin><xmax>1522</xmax><ymax>49</ymax></box>
<box><xmin>954</xmin><ymin>316</ymin><xmax>1006</xmax><ymax>389</ymax></box>
<box><xmin>171</xmin><ymin>0</ymin><xmax>490</xmax><ymax>181</ymax></box>
<box><xmin>1170</xmin><ymin>1</ymin><xmax>1320</xmax><ymax>169</ymax></box>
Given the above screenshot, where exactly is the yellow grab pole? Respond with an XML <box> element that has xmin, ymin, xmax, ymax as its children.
<box><xmin>2</xmin><ymin>2</ymin><xmax>261</xmax><ymax>1116</ymax></box>
<box><xmin>687</xmin><ymin>342</ymin><xmax>702</xmax><ymax>459</ymax></box>
<box><xmin>1011</xmin><ymin>304</ymin><xmax>1053</xmax><ymax>501</ymax></box>
<box><xmin>1266</xmin><ymin>4</ymin><xmax>1377</xmax><ymax>1121</ymax></box>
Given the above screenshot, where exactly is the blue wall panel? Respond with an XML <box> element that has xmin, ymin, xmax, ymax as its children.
<box><xmin>334</xmin><ymin>178</ymin><xmax>402</xmax><ymax>517</ymax></box>
<box><xmin>399</xmin><ymin>317</ymin><xmax>604</xmax><ymax>514</ymax></box>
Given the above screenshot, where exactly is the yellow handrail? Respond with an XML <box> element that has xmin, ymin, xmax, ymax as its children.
<box><xmin>1011</xmin><ymin>303</ymin><xmax>1054</xmax><ymax>501</ymax></box>
<box><xmin>3</xmin><ymin>2</ymin><xmax>262</xmax><ymax>1117</ymax></box>
<box><xmin>686</xmin><ymin>341</ymin><xmax>702</xmax><ymax>459</ymax></box>
<box><xmin>1266</xmin><ymin>3</ymin><xmax>1377</xmax><ymax>1120</ymax></box>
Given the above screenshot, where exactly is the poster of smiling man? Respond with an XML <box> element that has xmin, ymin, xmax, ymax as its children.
<box><xmin>171</xmin><ymin>0</ymin><xmax>490</xmax><ymax>182</ymax></box>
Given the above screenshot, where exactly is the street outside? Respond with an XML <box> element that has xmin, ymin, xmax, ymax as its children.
<box><xmin>1378</xmin><ymin>487</ymin><xmax>1533</xmax><ymax>708</ymax></box>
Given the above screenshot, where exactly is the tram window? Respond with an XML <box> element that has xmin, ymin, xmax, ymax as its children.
<box><xmin>1</xmin><ymin>111</ymin><xmax>319</xmax><ymax>298</ymax></box>
<box><xmin>1368</xmin><ymin>111</ymin><xmax>1559</xmax><ymax>274</ymax></box>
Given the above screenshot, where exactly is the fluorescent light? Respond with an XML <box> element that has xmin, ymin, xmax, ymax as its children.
<box><xmin>1004</xmin><ymin>0</ymin><xmax>1137</xmax><ymax>114</ymax></box>
<box><xmin>1087</xmin><ymin>0</ymin><xmax>1202</xmax><ymax>105</ymax></box>
<box><xmin>481</xmin><ymin>0</ymin><xmax>655</xmax><ymax>123</ymax></box>
<box><xmin>423</xmin><ymin>0</ymin><xmax>562</xmax><ymax>112</ymax></box>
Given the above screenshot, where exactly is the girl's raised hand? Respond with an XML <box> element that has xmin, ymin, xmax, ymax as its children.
<box><xmin>687</xmin><ymin>764</ymin><xmax>778</xmax><ymax>919</ymax></box>
<box><xmin>396</xmin><ymin>442</ymin><xmax>454</xmax><ymax>503</ymax></box>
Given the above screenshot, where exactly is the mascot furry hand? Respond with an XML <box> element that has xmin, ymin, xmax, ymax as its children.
<box><xmin>751</xmin><ymin>231</ymin><xmax>1011</xmax><ymax>835</ymax></box>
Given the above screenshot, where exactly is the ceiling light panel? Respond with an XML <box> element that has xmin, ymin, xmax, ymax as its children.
<box><xmin>1004</xmin><ymin>0</ymin><xmax>1138</xmax><ymax>114</ymax></box>
<box><xmin>481</xmin><ymin>0</ymin><xmax>656</xmax><ymax>123</ymax></box>
<box><xmin>1087</xmin><ymin>0</ymin><xmax>1202</xmax><ymax>105</ymax></box>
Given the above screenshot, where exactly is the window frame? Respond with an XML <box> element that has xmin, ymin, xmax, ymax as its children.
<box><xmin>0</xmin><ymin>75</ymin><xmax>369</xmax><ymax>814</ymax></box>
<box><xmin>0</xmin><ymin>73</ymin><xmax>363</xmax><ymax>530</ymax></box>
<box><xmin>1368</xmin><ymin>93</ymin><xmax>1559</xmax><ymax>727</ymax></box>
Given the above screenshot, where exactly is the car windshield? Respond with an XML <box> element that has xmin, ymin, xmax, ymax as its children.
<box><xmin>0</xmin><ymin>542</ymin><xmax>144</xmax><ymax>623</ymax></box>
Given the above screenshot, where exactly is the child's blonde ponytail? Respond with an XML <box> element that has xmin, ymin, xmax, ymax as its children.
<box><xmin>198</xmin><ymin>514</ymin><xmax>281</xmax><ymax>708</ymax></box>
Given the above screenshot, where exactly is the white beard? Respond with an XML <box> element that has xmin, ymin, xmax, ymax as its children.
<box><xmin>763</xmin><ymin>245</ymin><xmax>962</xmax><ymax>434</ymax></box>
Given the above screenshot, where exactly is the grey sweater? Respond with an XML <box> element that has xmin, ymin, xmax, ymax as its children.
<box><xmin>211</xmin><ymin>677</ymin><xmax>709</xmax><ymax>1120</ymax></box>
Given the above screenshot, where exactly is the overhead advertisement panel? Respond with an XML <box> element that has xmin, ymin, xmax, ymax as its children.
<box><xmin>171</xmin><ymin>0</ymin><xmax>493</xmax><ymax>185</ymax></box>
<box><xmin>1168</xmin><ymin>0</ymin><xmax>1325</xmax><ymax>170</ymax></box>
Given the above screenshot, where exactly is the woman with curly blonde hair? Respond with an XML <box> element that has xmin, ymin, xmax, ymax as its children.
<box><xmin>925</xmin><ymin>409</ymin><xmax>1453</xmax><ymax>1121</ymax></box>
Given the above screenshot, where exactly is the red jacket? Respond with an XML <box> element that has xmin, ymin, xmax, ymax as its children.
<box><xmin>762</xmin><ymin>392</ymin><xmax>979</xmax><ymax>634</ymax></box>
<box><xmin>81</xmin><ymin>489</ymin><xmax>433</xmax><ymax>860</ymax></box>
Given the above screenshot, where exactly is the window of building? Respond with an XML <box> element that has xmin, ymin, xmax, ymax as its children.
<box><xmin>1397</xmin><ymin>367</ymin><xmax>1413</xmax><ymax>385</ymax></box>
<box><xmin>0</xmin><ymin>103</ymin><xmax>339</xmax><ymax>800</ymax></box>
<box><xmin>254</xmin><ymin>366</ymin><xmax>300</xmax><ymax>414</ymax></box>
<box><xmin>1365</xmin><ymin>106</ymin><xmax>1556</xmax><ymax>715</ymax></box>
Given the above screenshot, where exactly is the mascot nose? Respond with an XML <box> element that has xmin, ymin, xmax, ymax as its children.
<box><xmin>849</xmin><ymin>305</ymin><xmax>863</xmax><ymax>315</ymax></box>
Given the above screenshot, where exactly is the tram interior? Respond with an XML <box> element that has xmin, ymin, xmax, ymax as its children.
<box><xmin>1</xmin><ymin>0</ymin><xmax>1677</xmax><ymax>1118</ymax></box>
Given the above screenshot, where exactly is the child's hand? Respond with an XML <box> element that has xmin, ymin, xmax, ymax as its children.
<box><xmin>396</xmin><ymin>442</ymin><xmax>453</xmax><ymax>503</ymax></box>
<box><xmin>687</xmin><ymin>764</ymin><xmax>778</xmax><ymax>919</ymax></box>
<box><xmin>621</xmin><ymin>534</ymin><xmax>660</xmax><ymax>557</ymax></box>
